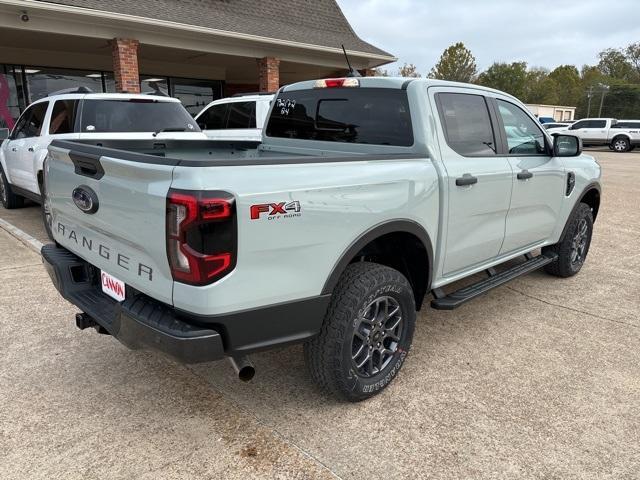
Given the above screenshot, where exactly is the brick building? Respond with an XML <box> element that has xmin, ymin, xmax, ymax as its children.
<box><xmin>0</xmin><ymin>0</ymin><xmax>394</xmax><ymax>127</ymax></box>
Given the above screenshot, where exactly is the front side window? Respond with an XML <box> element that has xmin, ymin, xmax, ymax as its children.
<box><xmin>80</xmin><ymin>99</ymin><xmax>199</xmax><ymax>133</ymax></box>
<box><xmin>266</xmin><ymin>88</ymin><xmax>413</xmax><ymax>147</ymax></box>
<box><xmin>571</xmin><ymin>120</ymin><xmax>588</xmax><ymax>130</ymax></box>
<box><xmin>496</xmin><ymin>100</ymin><xmax>546</xmax><ymax>155</ymax></box>
<box><xmin>436</xmin><ymin>93</ymin><xmax>496</xmax><ymax>156</ymax></box>
<box><xmin>198</xmin><ymin>104</ymin><xmax>228</xmax><ymax>130</ymax></box>
<box><xmin>49</xmin><ymin>99</ymin><xmax>79</xmax><ymax>134</ymax></box>
<box><xmin>12</xmin><ymin>101</ymin><xmax>48</xmax><ymax>139</ymax></box>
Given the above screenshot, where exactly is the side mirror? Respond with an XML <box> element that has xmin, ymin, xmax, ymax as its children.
<box><xmin>553</xmin><ymin>134</ymin><xmax>582</xmax><ymax>157</ymax></box>
<box><xmin>0</xmin><ymin>128</ymin><xmax>9</xmax><ymax>140</ymax></box>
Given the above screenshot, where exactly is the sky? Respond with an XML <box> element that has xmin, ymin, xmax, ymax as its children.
<box><xmin>336</xmin><ymin>0</ymin><xmax>640</xmax><ymax>75</ymax></box>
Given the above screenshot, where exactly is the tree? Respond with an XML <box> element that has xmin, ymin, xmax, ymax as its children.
<box><xmin>428</xmin><ymin>42</ymin><xmax>477</xmax><ymax>82</ymax></box>
<box><xmin>397</xmin><ymin>63</ymin><xmax>421</xmax><ymax>78</ymax></box>
<box><xmin>548</xmin><ymin>65</ymin><xmax>582</xmax><ymax>106</ymax></box>
<box><xmin>524</xmin><ymin>68</ymin><xmax>559</xmax><ymax>105</ymax></box>
<box><xmin>477</xmin><ymin>62</ymin><xmax>528</xmax><ymax>99</ymax></box>
<box><xmin>597</xmin><ymin>48</ymin><xmax>635</xmax><ymax>81</ymax></box>
<box><xmin>624</xmin><ymin>42</ymin><xmax>640</xmax><ymax>76</ymax></box>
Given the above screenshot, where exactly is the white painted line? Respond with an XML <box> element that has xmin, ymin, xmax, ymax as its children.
<box><xmin>0</xmin><ymin>218</ymin><xmax>44</xmax><ymax>254</ymax></box>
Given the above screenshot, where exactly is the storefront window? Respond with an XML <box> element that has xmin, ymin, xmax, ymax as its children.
<box><xmin>171</xmin><ymin>77</ymin><xmax>223</xmax><ymax>115</ymax></box>
<box><xmin>25</xmin><ymin>67</ymin><xmax>105</xmax><ymax>102</ymax></box>
<box><xmin>0</xmin><ymin>65</ymin><xmax>26</xmax><ymax>130</ymax></box>
<box><xmin>140</xmin><ymin>75</ymin><xmax>169</xmax><ymax>95</ymax></box>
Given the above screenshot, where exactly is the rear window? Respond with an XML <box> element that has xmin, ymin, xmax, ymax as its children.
<box><xmin>80</xmin><ymin>99</ymin><xmax>200</xmax><ymax>133</ymax></box>
<box><xmin>265</xmin><ymin>88</ymin><xmax>413</xmax><ymax>146</ymax></box>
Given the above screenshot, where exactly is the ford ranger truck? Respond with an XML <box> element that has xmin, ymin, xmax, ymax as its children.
<box><xmin>41</xmin><ymin>77</ymin><xmax>602</xmax><ymax>401</ymax></box>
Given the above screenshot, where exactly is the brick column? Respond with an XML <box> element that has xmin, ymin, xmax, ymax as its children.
<box><xmin>257</xmin><ymin>57</ymin><xmax>280</xmax><ymax>92</ymax></box>
<box><xmin>110</xmin><ymin>38</ymin><xmax>140</xmax><ymax>93</ymax></box>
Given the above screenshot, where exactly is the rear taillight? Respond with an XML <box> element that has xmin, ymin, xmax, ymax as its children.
<box><xmin>166</xmin><ymin>189</ymin><xmax>236</xmax><ymax>286</ymax></box>
<box><xmin>314</xmin><ymin>78</ymin><xmax>360</xmax><ymax>88</ymax></box>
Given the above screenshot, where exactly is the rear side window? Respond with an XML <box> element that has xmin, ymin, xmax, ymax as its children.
<box><xmin>49</xmin><ymin>100</ymin><xmax>79</xmax><ymax>134</ymax></box>
<box><xmin>436</xmin><ymin>93</ymin><xmax>496</xmax><ymax>156</ymax></box>
<box><xmin>590</xmin><ymin>120</ymin><xmax>606</xmax><ymax>128</ymax></box>
<box><xmin>266</xmin><ymin>88</ymin><xmax>413</xmax><ymax>146</ymax></box>
<box><xmin>80</xmin><ymin>99</ymin><xmax>199</xmax><ymax>133</ymax></box>
<box><xmin>227</xmin><ymin>102</ymin><xmax>256</xmax><ymax>129</ymax></box>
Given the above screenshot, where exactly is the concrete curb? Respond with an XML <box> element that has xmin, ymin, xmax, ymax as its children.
<box><xmin>0</xmin><ymin>218</ymin><xmax>44</xmax><ymax>254</ymax></box>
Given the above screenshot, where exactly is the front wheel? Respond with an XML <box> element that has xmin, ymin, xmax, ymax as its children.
<box><xmin>543</xmin><ymin>202</ymin><xmax>594</xmax><ymax>277</ymax></box>
<box><xmin>304</xmin><ymin>262</ymin><xmax>416</xmax><ymax>401</ymax></box>
<box><xmin>0</xmin><ymin>167</ymin><xmax>25</xmax><ymax>209</ymax></box>
<box><xmin>611</xmin><ymin>137</ymin><xmax>630</xmax><ymax>153</ymax></box>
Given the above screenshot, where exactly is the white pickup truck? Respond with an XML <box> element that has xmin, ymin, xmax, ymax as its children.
<box><xmin>194</xmin><ymin>93</ymin><xmax>273</xmax><ymax>142</ymax></box>
<box><xmin>0</xmin><ymin>90</ymin><xmax>207</xmax><ymax>237</ymax></box>
<box><xmin>557</xmin><ymin>118</ymin><xmax>640</xmax><ymax>152</ymax></box>
<box><xmin>42</xmin><ymin>77</ymin><xmax>601</xmax><ymax>401</ymax></box>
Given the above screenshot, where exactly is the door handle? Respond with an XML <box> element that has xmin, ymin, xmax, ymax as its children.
<box><xmin>455</xmin><ymin>174</ymin><xmax>478</xmax><ymax>186</ymax></box>
<box><xmin>11</xmin><ymin>147</ymin><xmax>17</xmax><ymax>152</ymax></box>
<box><xmin>28</xmin><ymin>147</ymin><xmax>35</xmax><ymax>152</ymax></box>
<box><xmin>517</xmin><ymin>170</ymin><xmax>533</xmax><ymax>180</ymax></box>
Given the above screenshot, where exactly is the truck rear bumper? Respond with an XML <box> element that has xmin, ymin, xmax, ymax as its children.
<box><xmin>41</xmin><ymin>244</ymin><xmax>330</xmax><ymax>363</ymax></box>
<box><xmin>42</xmin><ymin>244</ymin><xmax>226</xmax><ymax>364</ymax></box>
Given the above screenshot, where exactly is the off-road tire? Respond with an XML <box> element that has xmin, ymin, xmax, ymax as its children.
<box><xmin>0</xmin><ymin>166</ymin><xmax>24</xmax><ymax>209</ymax></box>
<box><xmin>304</xmin><ymin>262</ymin><xmax>416</xmax><ymax>402</ymax></box>
<box><xmin>543</xmin><ymin>202</ymin><xmax>593</xmax><ymax>277</ymax></box>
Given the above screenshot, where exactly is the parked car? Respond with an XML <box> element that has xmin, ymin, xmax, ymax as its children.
<box><xmin>537</xmin><ymin>116</ymin><xmax>556</xmax><ymax>124</ymax></box>
<box><xmin>554</xmin><ymin>118</ymin><xmax>640</xmax><ymax>152</ymax></box>
<box><xmin>0</xmin><ymin>89</ymin><xmax>207</xmax><ymax>238</ymax></box>
<box><xmin>42</xmin><ymin>77</ymin><xmax>601</xmax><ymax>401</ymax></box>
<box><xmin>194</xmin><ymin>93</ymin><xmax>274</xmax><ymax>142</ymax></box>
<box><xmin>543</xmin><ymin>122</ymin><xmax>572</xmax><ymax>130</ymax></box>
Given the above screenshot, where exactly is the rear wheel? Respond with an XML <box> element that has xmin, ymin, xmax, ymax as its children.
<box><xmin>0</xmin><ymin>167</ymin><xmax>25</xmax><ymax>209</ymax></box>
<box><xmin>611</xmin><ymin>137</ymin><xmax>630</xmax><ymax>153</ymax></box>
<box><xmin>304</xmin><ymin>262</ymin><xmax>416</xmax><ymax>401</ymax></box>
<box><xmin>543</xmin><ymin>202</ymin><xmax>593</xmax><ymax>277</ymax></box>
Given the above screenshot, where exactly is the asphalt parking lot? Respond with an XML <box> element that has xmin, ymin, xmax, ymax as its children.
<box><xmin>1</xmin><ymin>149</ymin><xmax>639</xmax><ymax>479</ymax></box>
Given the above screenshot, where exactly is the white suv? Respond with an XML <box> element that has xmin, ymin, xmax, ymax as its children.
<box><xmin>194</xmin><ymin>93</ymin><xmax>274</xmax><ymax>142</ymax></box>
<box><xmin>0</xmin><ymin>90</ymin><xmax>206</xmax><ymax>233</ymax></box>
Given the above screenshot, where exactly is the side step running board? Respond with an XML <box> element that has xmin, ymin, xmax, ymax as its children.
<box><xmin>430</xmin><ymin>253</ymin><xmax>558</xmax><ymax>310</ymax></box>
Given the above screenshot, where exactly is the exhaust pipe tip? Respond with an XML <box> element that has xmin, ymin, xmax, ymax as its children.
<box><xmin>228</xmin><ymin>356</ymin><xmax>255</xmax><ymax>382</ymax></box>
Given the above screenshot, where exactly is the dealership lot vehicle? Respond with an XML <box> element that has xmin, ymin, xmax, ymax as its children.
<box><xmin>1</xmin><ymin>150</ymin><xmax>637</xmax><ymax>480</ymax></box>
<box><xmin>555</xmin><ymin>117</ymin><xmax>640</xmax><ymax>152</ymax></box>
<box><xmin>0</xmin><ymin>90</ymin><xmax>206</xmax><ymax>238</ymax></box>
<box><xmin>42</xmin><ymin>77</ymin><xmax>601</xmax><ymax>401</ymax></box>
<box><xmin>195</xmin><ymin>93</ymin><xmax>274</xmax><ymax>142</ymax></box>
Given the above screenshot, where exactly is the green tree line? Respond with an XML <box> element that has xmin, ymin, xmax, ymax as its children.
<box><xmin>374</xmin><ymin>42</ymin><xmax>640</xmax><ymax>118</ymax></box>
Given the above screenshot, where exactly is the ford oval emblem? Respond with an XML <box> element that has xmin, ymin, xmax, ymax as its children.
<box><xmin>72</xmin><ymin>186</ymin><xmax>99</xmax><ymax>214</ymax></box>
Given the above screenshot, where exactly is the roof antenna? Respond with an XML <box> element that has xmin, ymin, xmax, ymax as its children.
<box><xmin>342</xmin><ymin>44</ymin><xmax>361</xmax><ymax>78</ymax></box>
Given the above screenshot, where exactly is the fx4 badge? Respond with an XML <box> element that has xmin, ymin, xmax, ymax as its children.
<box><xmin>250</xmin><ymin>201</ymin><xmax>301</xmax><ymax>220</ymax></box>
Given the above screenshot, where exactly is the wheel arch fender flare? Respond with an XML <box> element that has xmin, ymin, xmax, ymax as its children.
<box><xmin>560</xmin><ymin>182</ymin><xmax>601</xmax><ymax>241</ymax></box>
<box><xmin>321</xmin><ymin>219</ymin><xmax>435</xmax><ymax>297</ymax></box>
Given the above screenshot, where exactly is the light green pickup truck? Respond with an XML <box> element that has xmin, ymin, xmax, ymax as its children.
<box><xmin>41</xmin><ymin>77</ymin><xmax>601</xmax><ymax>401</ymax></box>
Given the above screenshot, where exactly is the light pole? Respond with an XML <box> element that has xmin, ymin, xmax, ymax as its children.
<box><xmin>597</xmin><ymin>83</ymin><xmax>610</xmax><ymax>117</ymax></box>
<box><xmin>586</xmin><ymin>86</ymin><xmax>593</xmax><ymax>117</ymax></box>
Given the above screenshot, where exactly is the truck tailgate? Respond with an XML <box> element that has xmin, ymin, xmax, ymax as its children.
<box><xmin>46</xmin><ymin>144</ymin><xmax>174</xmax><ymax>305</ymax></box>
